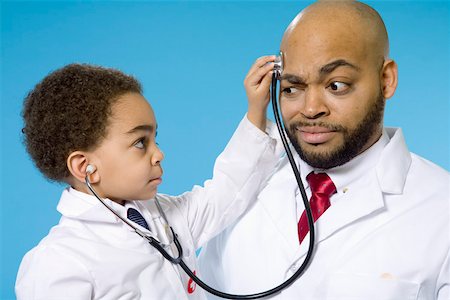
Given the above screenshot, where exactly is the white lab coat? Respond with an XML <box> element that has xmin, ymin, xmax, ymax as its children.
<box><xmin>15</xmin><ymin>116</ymin><xmax>280</xmax><ymax>300</ymax></box>
<box><xmin>199</xmin><ymin>127</ymin><xmax>450</xmax><ymax>299</ymax></box>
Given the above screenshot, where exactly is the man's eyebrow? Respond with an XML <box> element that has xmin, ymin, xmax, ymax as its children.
<box><xmin>280</xmin><ymin>74</ymin><xmax>307</xmax><ymax>85</ymax></box>
<box><xmin>279</xmin><ymin>60</ymin><xmax>359</xmax><ymax>84</ymax></box>
<box><xmin>126</xmin><ymin>124</ymin><xmax>156</xmax><ymax>134</ymax></box>
<box><xmin>319</xmin><ymin>59</ymin><xmax>359</xmax><ymax>77</ymax></box>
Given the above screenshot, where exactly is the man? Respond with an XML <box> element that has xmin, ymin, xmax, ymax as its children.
<box><xmin>199</xmin><ymin>1</ymin><xmax>449</xmax><ymax>299</ymax></box>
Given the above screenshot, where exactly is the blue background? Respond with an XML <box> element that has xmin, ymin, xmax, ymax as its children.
<box><xmin>1</xmin><ymin>1</ymin><xmax>449</xmax><ymax>299</ymax></box>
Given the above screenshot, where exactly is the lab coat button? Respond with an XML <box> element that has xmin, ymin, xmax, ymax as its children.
<box><xmin>290</xmin><ymin>265</ymin><xmax>297</xmax><ymax>272</ymax></box>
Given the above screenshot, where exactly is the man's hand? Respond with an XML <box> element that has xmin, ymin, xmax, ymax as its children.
<box><xmin>244</xmin><ymin>55</ymin><xmax>276</xmax><ymax>132</ymax></box>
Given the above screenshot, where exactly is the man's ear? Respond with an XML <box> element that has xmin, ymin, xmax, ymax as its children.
<box><xmin>67</xmin><ymin>151</ymin><xmax>100</xmax><ymax>183</ymax></box>
<box><xmin>380</xmin><ymin>59</ymin><xmax>398</xmax><ymax>99</ymax></box>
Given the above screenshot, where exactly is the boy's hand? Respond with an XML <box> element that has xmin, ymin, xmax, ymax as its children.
<box><xmin>244</xmin><ymin>55</ymin><xmax>276</xmax><ymax>132</ymax></box>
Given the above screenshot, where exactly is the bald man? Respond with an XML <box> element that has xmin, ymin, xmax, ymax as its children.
<box><xmin>199</xmin><ymin>1</ymin><xmax>449</xmax><ymax>299</ymax></box>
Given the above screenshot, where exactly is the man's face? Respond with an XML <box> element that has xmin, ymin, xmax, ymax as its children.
<box><xmin>285</xmin><ymin>90</ymin><xmax>384</xmax><ymax>169</ymax></box>
<box><xmin>279</xmin><ymin>21</ymin><xmax>386</xmax><ymax>169</ymax></box>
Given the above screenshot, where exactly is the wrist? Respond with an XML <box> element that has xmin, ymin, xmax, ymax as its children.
<box><xmin>247</xmin><ymin>110</ymin><xmax>267</xmax><ymax>132</ymax></box>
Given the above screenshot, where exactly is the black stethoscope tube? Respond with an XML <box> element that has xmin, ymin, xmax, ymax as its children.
<box><xmin>85</xmin><ymin>72</ymin><xmax>316</xmax><ymax>299</ymax></box>
<box><xmin>160</xmin><ymin>72</ymin><xmax>316</xmax><ymax>300</ymax></box>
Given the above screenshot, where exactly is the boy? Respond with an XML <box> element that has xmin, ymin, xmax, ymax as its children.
<box><xmin>16</xmin><ymin>58</ymin><xmax>277</xmax><ymax>299</ymax></box>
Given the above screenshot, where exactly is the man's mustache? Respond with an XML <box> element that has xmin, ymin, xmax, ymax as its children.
<box><xmin>288</xmin><ymin>121</ymin><xmax>346</xmax><ymax>132</ymax></box>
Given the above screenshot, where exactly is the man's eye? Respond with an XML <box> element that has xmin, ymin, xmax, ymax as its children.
<box><xmin>282</xmin><ymin>87</ymin><xmax>299</xmax><ymax>95</ymax></box>
<box><xmin>328</xmin><ymin>81</ymin><xmax>350</xmax><ymax>93</ymax></box>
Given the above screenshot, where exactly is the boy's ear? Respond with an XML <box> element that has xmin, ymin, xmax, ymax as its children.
<box><xmin>67</xmin><ymin>151</ymin><xmax>100</xmax><ymax>183</ymax></box>
<box><xmin>380</xmin><ymin>59</ymin><xmax>398</xmax><ymax>99</ymax></box>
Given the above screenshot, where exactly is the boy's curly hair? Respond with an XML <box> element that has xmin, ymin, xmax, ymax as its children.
<box><xmin>22</xmin><ymin>63</ymin><xmax>142</xmax><ymax>182</ymax></box>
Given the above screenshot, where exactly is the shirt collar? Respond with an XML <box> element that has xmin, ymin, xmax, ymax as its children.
<box><xmin>297</xmin><ymin>129</ymin><xmax>390</xmax><ymax>194</ymax></box>
<box><xmin>327</xmin><ymin>130</ymin><xmax>390</xmax><ymax>193</ymax></box>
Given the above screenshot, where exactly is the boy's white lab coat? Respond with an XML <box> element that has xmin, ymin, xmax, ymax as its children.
<box><xmin>15</xmin><ymin>117</ymin><xmax>280</xmax><ymax>300</ymax></box>
<box><xmin>199</xmin><ymin>127</ymin><xmax>450</xmax><ymax>299</ymax></box>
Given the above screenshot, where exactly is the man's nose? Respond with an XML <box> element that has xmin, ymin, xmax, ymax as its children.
<box><xmin>301</xmin><ymin>87</ymin><xmax>330</xmax><ymax>119</ymax></box>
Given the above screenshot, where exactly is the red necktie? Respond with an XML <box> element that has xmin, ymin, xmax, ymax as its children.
<box><xmin>297</xmin><ymin>172</ymin><xmax>336</xmax><ymax>244</ymax></box>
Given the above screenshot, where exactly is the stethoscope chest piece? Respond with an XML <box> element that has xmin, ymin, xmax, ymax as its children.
<box><xmin>274</xmin><ymin>51</ymin><xmax>283</xmax><ymax>79</ymax></box>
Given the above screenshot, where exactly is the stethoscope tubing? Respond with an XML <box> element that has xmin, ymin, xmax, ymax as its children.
<box><xmin>86</xmin><ymin>176</ymin><xmax>184</xmax><ymax>263</ymax></box>
<box><xmin>84</xmin><ymin>72</ymin><xmax>316</xmax><ymax>299</ymax></box>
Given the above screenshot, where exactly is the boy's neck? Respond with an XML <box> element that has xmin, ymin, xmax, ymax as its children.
<box><xmin>69</xmin><ymin>181</ymin><xmax>126</xmax><ymax>206</ymax></box>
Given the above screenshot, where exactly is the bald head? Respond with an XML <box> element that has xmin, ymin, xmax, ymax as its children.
<box><xmin>281</xmin><ymin>1</ymin><xmax>389</xmax><ymax>66</ymax></box>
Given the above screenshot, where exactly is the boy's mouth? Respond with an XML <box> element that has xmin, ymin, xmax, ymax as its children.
<box><xmin>148</xmin><ymin>173</ymin><xmax>163</xmax><ymax>185</ymax></box>
<box><xmin>149</xmin><ymin>177</ymin><xmax>162</xmax><ymax>184</ymax></box>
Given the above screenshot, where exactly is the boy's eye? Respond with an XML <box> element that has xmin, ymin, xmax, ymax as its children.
<box><xmin>134</xmin><ymin>138</ymin><xmax>147</xmax><ymax>149</ymax></box>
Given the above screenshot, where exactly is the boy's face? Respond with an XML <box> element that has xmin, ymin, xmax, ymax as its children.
<box><xmin>90</xmin><ymin>92</ymin><xmax>164</xmax><ymax>203</ymax></box>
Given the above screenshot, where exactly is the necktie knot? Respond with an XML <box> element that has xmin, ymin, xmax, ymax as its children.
<box><xmin>127</xmin><ymin>208</ymin><xmax>150</xmax><ymax>230</ymax></box>
<box><xmin>306</xmin><ymin>172</ymin><xmax>336</xmax><ymax>197</ymax></box>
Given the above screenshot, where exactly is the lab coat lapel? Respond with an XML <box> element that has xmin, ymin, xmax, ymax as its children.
<box><xmin>294</xmin><ymin>170</ymin><xmax>386</xmax><ymax>260</ymax></box>
<box><xmin>293</xmin><ymin>128</ymin><xmax>412</xmax><ymax>261</ymax></box>
<box><xmin>259</xmin><ymin>158</ymin><xmax>304</xmax><ymax>256</ymax></box>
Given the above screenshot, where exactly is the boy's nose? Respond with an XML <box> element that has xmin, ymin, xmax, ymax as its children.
<box><xmin>151</xmin><ymin>148</ymin><xmax>164</xmax><ymax>166</ymax></box>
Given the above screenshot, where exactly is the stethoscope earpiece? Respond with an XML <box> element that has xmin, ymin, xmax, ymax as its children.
<box><xmin>86</xmin><ymin>164</ymin><xmax>96</xmax><ymax>175</ymax></box>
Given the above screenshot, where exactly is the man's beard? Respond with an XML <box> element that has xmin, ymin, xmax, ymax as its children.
<box><xmin>286</xmin><ymin>92</ymin><xmax>385</xmax><ymax>169</ymax></box>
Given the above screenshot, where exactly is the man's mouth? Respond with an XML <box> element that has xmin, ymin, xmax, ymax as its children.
<box><xmin>296</xmin><ymin>126</ymin><xmax>337</xmax><ymax>144</ymax></box>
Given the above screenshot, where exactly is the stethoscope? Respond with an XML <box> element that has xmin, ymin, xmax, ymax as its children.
<box><xmin>85</xmin><ymin>52</ymin><xmax>316</xmax><ymax>299</ymax></box>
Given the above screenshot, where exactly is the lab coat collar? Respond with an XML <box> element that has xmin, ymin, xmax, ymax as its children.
<box><xmin>376</xmin><ymin>127</ymin><xmax>411</xmax><ymax>194</ymax></box>
<box><xmin>330</xmin><ymin>127</ymin><xmax>411</xmax><ymax>196</ymax></box>
<box><xmin>301</xmin><ymin>127</ymin><xmax>411</xmax><ymax>196</ymax></box>
<box><xmin>57</xmin><ymin>187</ymin><xmax>149</xmax><ymax>227</ymax></box>
<box><xmin>324</xmin><ymin>129</ymin><xmax>389</xmax><ymax>195</ymax></box>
